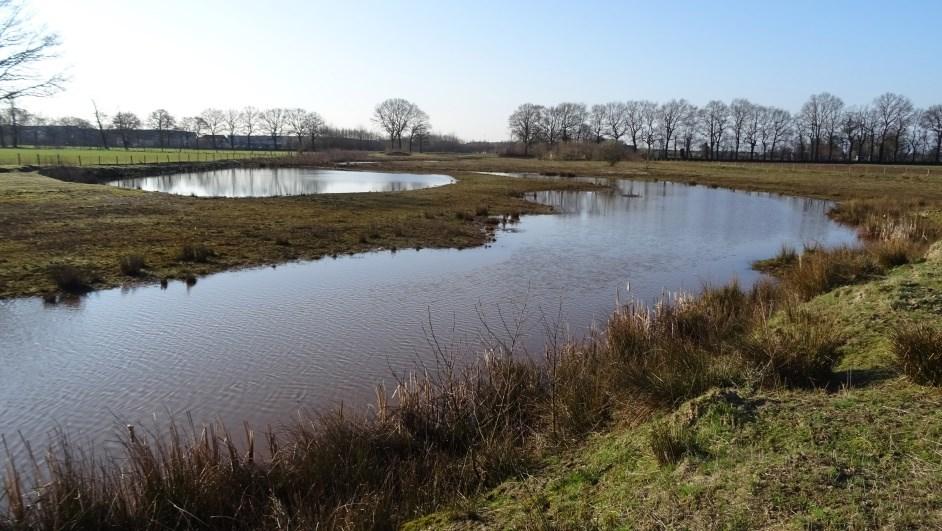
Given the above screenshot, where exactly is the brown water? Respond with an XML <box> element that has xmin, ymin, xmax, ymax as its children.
<box><xmin>0</xmin><ymin>179</ymin><xmax>857</xmax><ymax>464</ymax></box>
<box><xmin>110</xmin><ymin>167</ymin><xmax>455</xmax><ymax>197</ymax></box>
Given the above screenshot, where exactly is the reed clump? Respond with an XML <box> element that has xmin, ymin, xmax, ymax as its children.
<box><xmin>46</xmin><ymin>264</ymin><xmax>94</xmax><ymax>294</ymax></box>
<box><xmin>118</xmin><ymin>254</ymin><xmax>146</xmax><ymax>276</ymax></box>
<box><xmin>893</xmin><ymin>323</ymin><xmax>942</xmax><ymax>386</ymax></box>
<box><xmin>177</xmin><ymin>243</ymin><xmax>215</xmax><ymax>263</ymax></box>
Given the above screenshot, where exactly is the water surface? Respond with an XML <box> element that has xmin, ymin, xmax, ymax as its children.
<box><xmin>0</xmin><ymin>180</ymin><xmax>857</xmax><ymax>462</ymax></box>
<box><xmin>110</xmin><ymin>168</ymin><xmax>455</xmax><ymax>197</ymax></box>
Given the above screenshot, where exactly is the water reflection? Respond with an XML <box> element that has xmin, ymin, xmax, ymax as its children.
<box><xmin>110</xmin><ymin>168</ymin><xmax>455</xmax><ymax>197</ymax></box>
<box><xmin>0</xmin><ymin>180</ymin><xmax>857</xmax><ymax>465</ymax></box>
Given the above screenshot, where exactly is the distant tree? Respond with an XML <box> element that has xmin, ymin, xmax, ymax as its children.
<box><xmin>261</xmin><ymin>108</ymin><xmax>287</xmax><ymax>150</ymax></box>
<box><xmin>728</xmin><ymin>98</ymin><xmax>753</xmax><ymax>160</ymax></box>
<box><xmin>640</xmin><ymin>101</ymin><xmax>658</xmax><ymax>155</ymax></box>
<box><xmin>624</xmin><ymin>100</ymin><xmax>646</xmax><ymax>149</ymax></box>
<box><xmin>588</xmin><ymin>104</ymin><xmax>606</xmax><ymax>143</ymax></box>
<box><xmin>241</xmin><ymin>106</ymin><xmax>259</xmax><ymax>150</ymax></box>
<box><xmin>304</xmin><ymin>111</ymin><xmax>325</xmax><ymax>150</ymax></box>
<box><xmin>91</xmin><ymin>100</ymin><xmax>109</xmax><ymax>149</ymax></box>
<box><xmin>147</xmin><ymin>109</ymin><xmax>175</xmax><ymax>149</ymax></box>
<box><xmin>657</xmin><ymin>99</ymin><xmax>692</xmax><ymax>158</ymax></box>
<box><xmin>819</xmin><ymin>94</ymin><xmax>844</xmax><ymax>160</ymax></box>
<box><xmin>286</xmin><ymin>108</ymin><xmax>308</xmax><ymax>148</ymax></box>
<box><xmin>701</xmin><ymin>100</ymin><xmax>728</xmax><ymax>159</ymax></box>
<box><xmin>538</xmin><ymin>105</ymin><xmax>562</xmax><ymax>145</ymax></box>
<box><xmin>874</xmin><ymin>93</ymin><xmax>914</xmax><ymax>162</ymax></box>
<box><xmin>372</xmin><ymin>98</ymin><xmax>422</xmax><ymax>150</ymax></box>
<box><xmin>111</xmin><ymin>111</ymin><xmax>140</xmax><ymax>150</ymax></box>
<box><xmin>223</xmin><ymin>109</ymin><xmax>241</xmax><ymax>149</ymax></box>
<box><xmin>555</xmin><ymin>102</ymin><xmax>586</xmax><ymax>142</ymax></box>
<box><xmin>602</xmin><ymin>101</ymin><xmax>628</xmax><ymax>142</ymax></box>
<box><xmin>508</xmin><ymin>103</ymin><xmax>542</xmax><ymax>155</ymax></box>
<box><xmin>407</xmin><ymin>109</ymin><xmax>430</xmax><ymax>152</ymax></box>
<box><xmin>199</xmin><ymin>108</ymin><xmax>225</xmax><ymax>149</ymax></box>
<box><xmin>180</xmin><ymin>116</ymin><xmax>205</xmax><ymax>149</ymax></box>
<box><xmin>744</xmin><ymin>104</ymin><xmax>762</xmax><ymax>159</ymax></box>
<box><xmin>922</xmin><ymin>105</ymin><xmax>942</xmax><ymax>163</ymax></box>
<box><xmin>839</xmin><ymin>107</ymin><xmax>865</xmax><ymax>161</ymax></box>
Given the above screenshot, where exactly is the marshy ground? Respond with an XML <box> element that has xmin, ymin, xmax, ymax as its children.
<box><xmin>0</xmin><ymin>165</ymin><xmax>594</xmax><ymax>298</ymax></box>
<box><xmin>3</xmin><ymin>155</ymin><xmax>942</xmax><ymax>529</ymax></box>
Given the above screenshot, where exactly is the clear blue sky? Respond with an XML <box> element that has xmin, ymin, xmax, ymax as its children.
<box><xmin>28</xmin><ymin>0</ymin><xmax>942</xmax><ymax>140</ymax></box>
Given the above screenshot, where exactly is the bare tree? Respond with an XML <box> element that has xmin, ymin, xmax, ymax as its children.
<box><xmin>624</xmin><ymin>100</ymin><xmax>646</xmax><ymax>149</ymax></box>
<box><xmin>147</xmin><ymin>109</ymin><xmax>175</xmax><ymax>149</ymax></box>
<box><xmin>766</xmin><ymin>108</ymin><xmax>791</xmax><ymax>159</ymax></box>
<box><xmin>922</xmin><ymin>105</ymin><xmax>942</xmax><ymax>163</ymax></box>
<box><xmin>372</xmin><ymin>98</ymin><xmax>421</xmax><ymax>150</ymax></box>
<box><xmin>729</xmin><ymin>98</ymin><xmax>753</xmax><ymax>160</ymax></box>
<box><xmin>304</xmin><ymin>111</ymin><xmax>325</xmax><ymax>151</ymax></box>
<box><xmin>874</xmin><ymin>92</ymin><xmax>914</xmax><ymax>162</ymax></box>
<box><xmin>539</xmin><ymin>105</ymin><xmax>562</xmax><ymax>145</ymax></box>
<box><xmin>744</xmin><ymin>104</ymin><xmax>762</xmax><ymax>159</ymax></box>
<box><xmin>602</xmin><ymin>101</ymin><xmax>627</xmax><ymax>142</ymax></box>
<box><xmin>111</xmin><ymin>111</ymin><xmax>140</xmax><ymax>150</ymax></box>
<box><xmin>508</xmin><ymin>103</ymin><xmax>542</xmax><ymax>155</ymax></box>
<box><xmin>285</xmin><ymin>108</ymin><xmax>308</xmax><ymax>149</ymax></box>
<box><xmin>657</xmin><ymin>99</ymin><xmax>691</xmax><ymax>158</ymax></box>
<box><xmin>588</xmin><ymin>104</ymin><xmax>606</xmax><ymax>143</ymax></box>
<box><xmin>0</xmin><ymin>1</ymin><xmax>65</xmax><ymax>104</ymax></box>
<box><xmin>91</xmin><ymin>100</ymin><xmax>109</xmax><ymax>149</ymax></box>
<box><xmin>555</xmin><ymin>102</ymin><xmax>586</xmax><ymax>142</ymax></box>
<box><xmin>260</xmin><ymin>108</ymin><xmax>286</xmax><ymax>150</ymax></box>
<box><xmin>241</xmin><ymin>106</ymin><xmax>259</xmax><ymax>150</ymax></box>
<box><xmin>199</xmin><ymin>108</ymin><xmax>225</xmax><ymax>149</ymax></box>
<box><xmin>407</xmin><ymin>108</ymin><xmax>429</xmax><ymax>152</ymax></box>
<box><xmin>640</xmin><ymin>101</ymin><xmax>658</xmax><ymax>155</ymax></box>
<box><xmin>701</xmin><ymin>100</ymin><xmax>728</xmax><ymax>159</ymax></box>
<box><xmin>223</xmin><ymin>109</ymin><xmax>241</xmax><ymax>149</ymax></box>
<box><xmin>180</xmin><ymin>116</ymin><xmax>205</xmax><ymax>149</ymax></box>
<box><xmin>839</xmin><ymin>107</ymin><xmax>864</xmax><ymax>162</ymax></box>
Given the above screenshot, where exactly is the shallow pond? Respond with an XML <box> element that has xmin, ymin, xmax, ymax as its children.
<box><xmin>110</xmin><ymin>167</ymin><xmax>455</xmax><ymax>197</ymax></box>
<box><xmin>0</xmin><ymin>179</ymin><xmax>857</xmax><ymax>463</ymax></box>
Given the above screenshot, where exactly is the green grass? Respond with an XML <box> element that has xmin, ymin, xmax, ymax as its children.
<box><xmin>0</xmin><ymin>146</ymin><xmax>288</xmax><ymax>166</ymax></box>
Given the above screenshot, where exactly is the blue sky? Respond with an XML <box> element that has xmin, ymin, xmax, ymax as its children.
<box><xmin>28</xmin><ymin>0</ymin><xmax>942</xmax><ymax>140</ymax></box>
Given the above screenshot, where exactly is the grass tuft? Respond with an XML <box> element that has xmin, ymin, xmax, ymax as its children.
<box><xmin>893</xmin><ymin>323</ymin><xmax>942</xmax><ymax>386</ymax></box>
<box><xmin>118</xmin><ymin>254</ymin><xmax>146</xmax><ymax>276</ymax></box>
<box><xmin>47</xmin><ymin>264</ymin><xmax>94</xmax><ymax>294</ymax></box>
<box><xmin>178</xmin><ymin>243</ymin><xmax>215</xmax><ymax>263</ymax></box>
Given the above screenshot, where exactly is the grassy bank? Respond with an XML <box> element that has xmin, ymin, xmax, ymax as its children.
<box><xmin>3</xmin><ymin>160</ymin><xmax>942</xmax><ymax>529</ymax></box>
<box><xmin>0</xmin><ymin>169</ymin><xmax>594</xmax><ymax>298</ymax></box>
<box><xmin>407</xmin><ymin>251</ymin><xmax>942</xmax><ymax>529</ymax></box>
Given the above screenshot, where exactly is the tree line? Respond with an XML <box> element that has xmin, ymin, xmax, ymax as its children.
<box><xmin>0</xmin><ymin>98</ymin><xmax>449</xmax><ymax>153</ymax></box>
<box><xmin>509</xmin><ymin>94</ymin><xmax>942</xmax><ymax>163</ymax></box>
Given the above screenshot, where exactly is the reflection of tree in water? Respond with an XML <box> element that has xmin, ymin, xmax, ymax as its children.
<box><xmin>111</xmin><ymin>169</ymin><xmax>453</xmax><ymax>197</ymax></box>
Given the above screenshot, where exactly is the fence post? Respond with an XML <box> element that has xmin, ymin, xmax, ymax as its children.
<box><xmin>16</xmin><ymin>153</ymin><xmax>20</xmax><ymax>165</ymax></box>
<box><xmin>130</xmin><ymin>155</ymin><xmax>133</xmax><ymax>164</ymax></box>
<box><xmin>57</xmin><ymin>154</ymin><xmax>61</xmax><ymax>166</ymax></box>
<box><xmin>36</xmin><ymin>154</ymin><xmax>40</xmax><ymax>165</ymax></box>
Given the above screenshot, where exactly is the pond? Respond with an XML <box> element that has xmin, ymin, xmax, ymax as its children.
<box><xmin>0</xmin><ymin>179</ymin><xmax>858</xmax><ymax>463</ymax></box>
<box><xmin>109</xmin><ymin>168</ymin><xmax>455</xmax><ymax>197</ymax></box>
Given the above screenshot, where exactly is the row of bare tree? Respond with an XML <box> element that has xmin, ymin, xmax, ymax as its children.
<box><xmin>99</xmin><ymin>107</ymin><xmax>326</xmax><ymax>151</ymax></box>
<box><xmin>509</xmin><ymin>94</ymin><xmax>942</xmax><ymax>163</ymax></box>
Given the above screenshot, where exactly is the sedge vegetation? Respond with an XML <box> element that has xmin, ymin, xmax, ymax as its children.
<box><xmin>3</xmin><ymin>158</ymin><xmax>942</xmax><ymax>529</ymax></box>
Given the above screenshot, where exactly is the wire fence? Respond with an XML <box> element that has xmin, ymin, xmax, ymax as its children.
<box><xmin>0</xmin><ymin>149</ymin><xmax>295</xmax><ymax>167</ymax></box>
